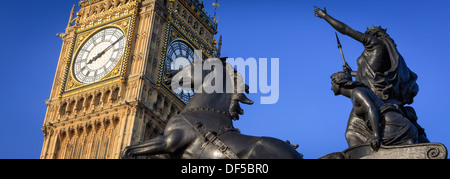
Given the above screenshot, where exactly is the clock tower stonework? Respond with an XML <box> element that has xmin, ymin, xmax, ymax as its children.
<box><xmin>41</xmin><ymin>0</ymin><xmax>218</xmax><ymax>159</ymax></box>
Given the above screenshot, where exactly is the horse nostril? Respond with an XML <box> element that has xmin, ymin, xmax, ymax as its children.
<box><xmin>165</xmin><ymin>73</ymin><xmax>172</xmax><ymax>78</ymax></box>
<box><xmin>164</xmin><ymin>79</ymin><xmax>171</xmax><ymax>86</ymax></box>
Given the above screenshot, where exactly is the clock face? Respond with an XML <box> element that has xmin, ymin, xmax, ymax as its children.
<box><xmin>73</xmin><ymin>27</ymin><xmax>126</xmax><ymax>84</ymax></box>
<box><xmin>165</xmin><ymin>40</ymin><xmax>196</xmax><ymax>103</ymax></box>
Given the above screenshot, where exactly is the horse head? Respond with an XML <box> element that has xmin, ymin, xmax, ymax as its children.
<box><xmin>165</xmin><ymin>57</ymin><xmax>254</xmax><ymax>120</ymax></box>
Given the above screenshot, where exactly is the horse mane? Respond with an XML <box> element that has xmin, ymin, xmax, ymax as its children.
<box><xmin>225</xmin><ymin>63</ymin><xmax>254</xmax><ymax>120</ymax></box>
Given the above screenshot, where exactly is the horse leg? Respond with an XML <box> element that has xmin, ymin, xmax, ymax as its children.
<box><xmin>128</xmin><ymin>135</ymin><xmax>169</xmax><ymax>156</ymax></box>
<box><xmin>120</xmin><ymin>135</ymin><xmax>167</xmax><ymax>159</ymax></box>
<box><xmin>123</xmin><ymin>129</ymin><xmax>190</xmax><ymax>158</ymax></box>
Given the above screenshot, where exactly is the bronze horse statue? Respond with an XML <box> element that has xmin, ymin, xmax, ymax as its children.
<box><xmin>121</xmin><ymin>58</ymin><xmax>302</xmax><ymax>159</ymax></box>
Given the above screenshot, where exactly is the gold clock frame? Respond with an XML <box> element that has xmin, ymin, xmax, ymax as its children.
<box><xmin>59</xmin><ymin>3</ymin><xmax>138</xmax><ymax>99</ymax></box>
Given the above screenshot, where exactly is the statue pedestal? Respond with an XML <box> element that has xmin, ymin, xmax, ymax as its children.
<box><xmin>324</xmin><ymin>143</ymin><xmax>448</xmax><ymax>159</ymax></box>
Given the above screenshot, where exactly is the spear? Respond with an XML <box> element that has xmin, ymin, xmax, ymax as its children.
<box><xmin>335</xmin><ymin>32</ymin><xmax>348</xmax><ymax>67</ymax></box>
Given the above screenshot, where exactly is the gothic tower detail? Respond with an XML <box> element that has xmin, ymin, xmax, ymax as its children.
<box><xmin>41</xmin><ymin>0</ymin><xmax>219</xmax><ymax>159</ymax></box>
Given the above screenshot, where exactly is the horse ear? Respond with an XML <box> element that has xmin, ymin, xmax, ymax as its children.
<box><xmin>245</xmin><ymin>84</ymin><xmax>250</xmax><ymax>94</ymax></box>
<box><xmin>220</xmin><ymin>57</ymin><xmax>228</xmax><ymax>63</ymax></box>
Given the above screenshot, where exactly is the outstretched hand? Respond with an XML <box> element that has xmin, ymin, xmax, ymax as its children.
<box><xmin>314</xmin><ymin>6</ymin><xmax>327</xmax><ymax>19</ymax></box>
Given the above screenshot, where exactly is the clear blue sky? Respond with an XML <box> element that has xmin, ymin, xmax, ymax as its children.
<box><xmin>0</xmin><ymin>0</ymin><xmax>449</xmax><ymax>159</ymax></box>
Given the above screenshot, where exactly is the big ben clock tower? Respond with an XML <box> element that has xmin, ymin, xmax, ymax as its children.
<box><xmin>41</xmin><ymin>0</ymin><xmax>219</xmax><ymax>159</ymax></box>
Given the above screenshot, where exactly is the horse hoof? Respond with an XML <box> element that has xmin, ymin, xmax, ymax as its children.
<box><xmin>120</xmin><ymin>147</ymin><xmax>134</xmax><ymax>159</ymax></box>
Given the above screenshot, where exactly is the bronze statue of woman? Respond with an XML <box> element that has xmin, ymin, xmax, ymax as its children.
<box><xmin>314</xmin><ymin>7</ymin><xmax>429</xmax><ymax>146</ymax></box>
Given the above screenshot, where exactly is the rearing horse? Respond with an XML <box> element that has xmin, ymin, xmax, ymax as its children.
<box><xmin>120</xmin><ymin>58</ymin><xmax>302</xmax><ymax>159</ymax></box>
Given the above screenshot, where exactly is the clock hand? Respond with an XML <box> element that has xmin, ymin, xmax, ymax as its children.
<box><xmin>87</xmin><ymin>36</ymin><xmax>124</xmax><ymax>64</ymax></box>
